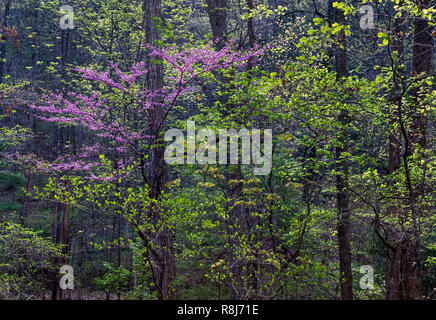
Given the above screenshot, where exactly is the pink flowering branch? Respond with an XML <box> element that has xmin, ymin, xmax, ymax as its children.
<box><xmin>27</xmin><ymin>41</ymin><xmax>263</xmax><ymax>179</ymax></box>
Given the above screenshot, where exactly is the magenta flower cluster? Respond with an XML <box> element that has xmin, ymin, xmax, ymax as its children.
<box><xmin>28</xmin><ymin>41</ymin><xmax>263</xmax><ymax>179</ymax></box>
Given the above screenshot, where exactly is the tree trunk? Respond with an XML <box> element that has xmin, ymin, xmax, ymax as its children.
<box><xmin>143</xmin><ymin>0</ymin><xmax>176</xmax><ymax>300</ymax></box>
<box><xmin>386</xmin><ymin>246</ymin><xmax>402</xmax><ymax>299</ymax></box>
<box><xmin>246</xmin><ymin>0</ymin><xmax>256</xmax><ymax>49</ymax></box>
<box><xmin>51</xmin><ymin>202</ymin><xmax>62</xmax><ymax>300</ymax></box>
<box><xmin>410</xmin><ymin>0</ymin><xmax>433</xmax><ymax>150</ymax></box>
<box><xmin>384</xmin><ymin>9</ymin><xmax>405</xmax><ymax>300</ymax></box>
<box><xmin>206</xmin><ymin>0</ymin><xmax>227</xmax><ymax>49</ymax></box>
<box><xmin>59</xmin><ymin>202</ymin><xmax>70</xmax><ymax>300</ymax></box>
<box><xmin>31</xmin><ymin>3</ymin><xmax>40</xmax><ymax>80</ymax></box>
<box><xmin>400</xmin><ymin>0</ymin><xmax>434</xmax><ymax>299</ymax></box>
<box><xmin>0</xmin><ymin>0</ymin><xmax>11</xmax><ymax>83</ymax></box>
<box><xmin>206</xmin><ymin>0</ymin><xmax>244</xmax><ymax>299</ymax></box>
<box><xmin>329</xmin><ymin>0</ymin><xmax>353</xmax><ymax>300</ymax></box>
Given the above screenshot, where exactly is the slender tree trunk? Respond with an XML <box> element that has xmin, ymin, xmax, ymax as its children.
<box><xmin>143</xmin><ymin>0</ymin><xmax>176</xmax><ymax>300</ymax></box>
<box><xmin>329</xmin><ymin>0</ymin><xmax>353</xmax><ymax>300</ymax></box>
<box><xmin>410</xmin><ymin>0</ymin><xmax>433</xmax><ymax>150</ymax></box>
<box><xmin>206</xmin><ymin>0</ymin><xmax>245</xmax><ymax>299</ymax></box>
<box><xmin>0</xmin><ymin>0</ymin><xmax>11</xmax><ymax>83</ymax></box>
<box><xmin>49</xmin><ymin>124</ymin><xmax>62</xmax><ymax>300</ymax></box>
<box><xmin>62</xmin><ymin>203</ymin><xmax>70</xmax><ymax>259</ymax></box>
<box><xmin>399</xmin><ymin>0</ymin><xmax>434</xmax><ymax>300</ymax></box>
<box><xmin>385</xmin><ymin>9</ymin><xmax>405</xmax><ymax>300</ymax></box>
<box><xmin>77</xmin><ymin>212</ymin><xmax>84</xmax><ymax>300</ymax></box>
<box><xmin>59</xmin><ymin>202</ymin><xmax>70</xmax><ymax>300</ymax></box>
<box><xmin>206</xmin><ymin>0</ymin><xmax>227</xmax><ymax>49</ymax></box>
<box><xmin>51</xmin><ymin>202</ymin><xmax>62</xmax><ymax>300</ymax></box>
<box><xmin>31</xmin><ymin>2</ymin><xmax>40</xmax><ymax>80</ymax></box>
<box><xmin>386</xmin><ymin>246</ymin><xmax>402</xmax><ymax>299</ymax></box>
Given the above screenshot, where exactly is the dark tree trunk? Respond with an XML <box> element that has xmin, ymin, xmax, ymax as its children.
<box><xmin>206</xmin><ymin>0</ymin><xmax>227</xmax><ymax>49</ymax></box>
<box><xmin>206</xmin><ymin>0</ymin><xmax>244</xmax><ymax>300</ymax></box>
<box><xmin>59</xmin><ymin>202</ymin><xmax>70</xmax><ymax>300</ymax></box>
<box><xmin>328</xmin><ymin>0</ymin><xmax>353</xmax><ymax>300</ymax></box>
<box><xmin>386</xmin><ymin>245</ymin><xmax>402</xmax><ymax>299</ymax></box>
<box><xmin>31</xmin><ymin>3</ymin><xmax>40</xmax><ymax>80</ymax></box>
<box><xmin>385</xmin><ymin>10</ymin><xmax>405</xmax><ymax>300</ymax></box>
<box><xmin>143</xmin><ymin>0</ymin><xmax>176</xmax><ymax>300</ymax></box>
<box><xmin>246</xmin><ymin>0</ymin><xmax>256</xmax><ymax>48</ymax></box>
<box><xmin>50</xmin><ymin>202</ymin><xmax>62</xmax><ymax>300</ymax></box>
<box><xmin>410</xmin><ymin>0</ymin><xmax>433</xmax><ymax>149</ymax></box>
<box><xmin>62</xmin><ymin>203</ymin><xmax>71</xmax><ymax>260</ymax></box>
<box><xmin>401</xmin><ymin>238</ymin><xmax>419</xmax><ymax>299</ymax></box>
<box><xmin>0</xmin><ymin>0</ymin><xmax>11</xmax><ymax>83</ymax></box>
<box><xmin>399</xmin><ymin>0</ymin><xmax>434</xmax><ymax>300</ymax></box>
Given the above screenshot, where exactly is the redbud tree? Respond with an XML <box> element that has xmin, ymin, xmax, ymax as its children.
<box><xmin>28</xmin><ymin>41</ymin><xmax>262</xmax><ymax>298</ymax></box>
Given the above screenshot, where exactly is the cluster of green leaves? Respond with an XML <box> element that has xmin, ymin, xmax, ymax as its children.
<box><xmin>0</xmin><ymin>221</ymin><xmax>64</xmax><ymax>299</ymax></box>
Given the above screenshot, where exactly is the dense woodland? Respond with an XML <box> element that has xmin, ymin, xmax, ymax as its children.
<box><xmin>0</xmin><ymin>0</ymin><xmax>434</xmax><ymax>300</ymax></box>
